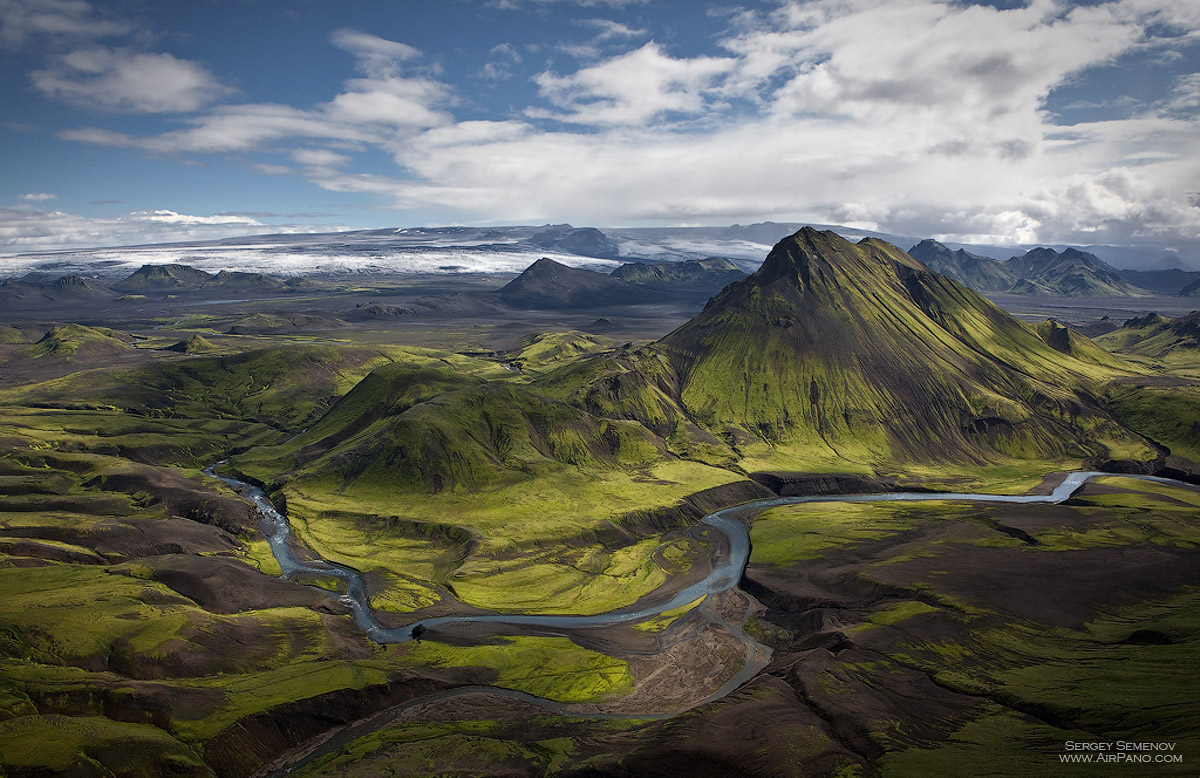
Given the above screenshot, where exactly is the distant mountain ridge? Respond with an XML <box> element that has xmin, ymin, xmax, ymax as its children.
<box><xmin>497</xmin><ymin>257</ymin><xmax>648</xmax><ymax>308</ymax></box>
<box><xmin>909</xmin><ymin>240</ymin><xmax>1149</xmax><ymax>297</ymax></box>
<box><xmin>259</xmin><ymin>227</ymin><xmax>1160</xmax><ymax>502</ymax></box>
<box><xmin>114</xmin><ymin>264</ymin><xmax>304</xmax><ymax>292</ymax></box>
<box><xmin>1118</xmin><ymin>268</ymin><xmax>1200</xmax><ymax>295</ymax></box>
<box><xmin>610</xmin><ymin>257</ymin><xmax>745</xmax><ymax>290</ymax></box>
<box><xmin>0</xmin><ymin>273</ymin><xmax>115</xmax><ymax>303</ymax></box>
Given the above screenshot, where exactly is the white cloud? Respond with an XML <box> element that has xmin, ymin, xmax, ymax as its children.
<box><xmin>32</xmin><ymin>47</ymin><xmax>231</xmax><ymax>113</ymax></box>
<box><xmin>0</xmin><ymin>0</ymin><xmax>130</xmax><ymax>47</ymax></box>
<box><xmin>43</xmin><ymin>0</ymin><xmax>1200</xmax><ymax>252</ymax></box>
<box><xmin>128</xmin><ymin>209</ymin><xmax>263</xmax><ymax>226</ymax></box>
<box><xmin>577</xmin><ymin>18</ymin><xmax>646</xmax><ymax>40</ymax></box>
<box><xmin>0</xmin><ymin>206</ymin><xmax>292</xmax><ymax>251</ymax></box>
<box><xmin>531</xmin><ymin>42</ymin><xmax>736</xmax><ymax>125</ymax></box>
<box><xmin>291</xmin><ymin>148</ymin><xmax>351</xmax><ymax>167</ymax></box>
<box><xmin>250</xmin><ymin>163</ymin><xmax>294</xmax><ymax>176</ymax></box>
<box><xmin>479</xmin><ymin>43</ymin><xmax>522</xmax><ymax>80</ymax></box>
<box><xmin>331</xmin><ymin>29</ymin><xmax>420</xmax><ymax>79</ymax></box>
<box><xmin>1166</xmin><ymin>72</ymin><xmax>1200</xmax><ymax>112</ymax></box>
<box><xmin>20</xmin><ymin>192</ymin><xmax>56</xmax><ymax>201</ymax></box>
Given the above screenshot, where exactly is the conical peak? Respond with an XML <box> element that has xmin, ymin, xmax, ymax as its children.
<box><xmin>525</xmin><ymin>257</ymin><xmax>568</xmax><ymax>274</ymax></box>
<box><xmin>756</xmin><ymin>228</ymin><xmax>859</xmax><ymax>285</ymax></box>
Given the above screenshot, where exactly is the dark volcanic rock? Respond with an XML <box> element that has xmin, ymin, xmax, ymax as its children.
<box><xmin>497</xmin><ymin>257</ymin><xmax>648</xmax><ymax>309</ymax></box>
<box><xmin>611</xmin><ymin>257</ymin><xmax>746</xmax><ymax>291</ymax></box>
<box><xmin>1007</xmin><ymin>247</ymin><xmax>1147</xmax><ymax>297</ymax></box>
<box><xmin>908</xmin><ymin>239</ymin><xmax>1015</xmax><ymax>292</ymax></box>
<box><xmin>750</xmin><ymin>472</ymin><xmax>898</xmax><ymax>497</ymax></box>
<box><xmin>527</xmin><ymin>225</ymin><xmax>621</xmax><ymax>258</ymax></box>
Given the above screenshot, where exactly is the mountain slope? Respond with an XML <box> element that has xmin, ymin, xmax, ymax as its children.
<box><xmin>551</xmin><ymin>228</ymin><xmax>1150</xmax><ymax>476</ymax></box>
<box><xmin>1007</xmin><ymin>247</ymin><xmax>1148</xmax><ymax>296</ymax></box>
<box><xmin>1118</xmin><ymin>268</ymin><xmax>1200</xmax><ymax>295</ymax></box>
<box><xmin>248</xmin><ymin>230</ymin><xmax>1160</xmax><ymax>519</ymax></box>
<box><xmin>908</xmin><ymin>241</ymin><xmax>1156</xmax><ymax>297</ymax></box>
<box><xmin>0</xmin><ymin>274</ymin><xmax>116</xmax><ymax>303</ymax></box>
<box><xmin>1095</xmin><ymin>311</ymin><xmax>1200</xmax><ymax>372</ymax></box>
<box><xmin>908</xmin><ymin>240</ymin><xmax>1015</xmax><ymax>292</ymax></box>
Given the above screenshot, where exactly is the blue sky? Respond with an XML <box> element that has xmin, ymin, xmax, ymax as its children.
<box><xmin>1</xmin><ymin>0</ymin><xmax>1198</xmax><ymax>254</ymax></box>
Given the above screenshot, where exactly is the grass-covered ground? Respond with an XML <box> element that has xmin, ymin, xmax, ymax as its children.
<box><xmin>1</xmin><ymin>244</ymin><xmax>1197</xmax><ymax>778</ymax></box>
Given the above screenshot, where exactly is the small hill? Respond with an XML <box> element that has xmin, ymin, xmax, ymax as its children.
<box><xmin>509</xmin><ymin>331</ymin><xmax>612</xmax><ymax>373</ymax></box>
<box><xmin>115</xmin><ymin>264</ymin><xmax>215</xmax><ymax>291</ymax></box>
<box><xmin>527</xmin><ymin>225</ymin><xmax>621</xmax><ymax>259</ymax></box>
<box><xmin>43</xmin><ymin>275</ymin><xmax>115</xmax><ymax>299</ymax></box>
<box><xmin>1096</xmin><ymin>311</ymin><xmax>1200</xmax><ymax>359</ymax></box>
<box><xmin>1032</xmin><ymin>320</ymin><xmax>1129</xmax><ymax>369</ymax></box>
<box><xmin>908</xmin><ymin>240</ymin><xmax>1015</xmax><ymax>292</ymax></box>
<box><xmin>611</xmin><ymin>257</ymin><xmax>745</xmax><ymax>290</ymax></box>
<box><xmin>0</xmin><ymin>274</ymin><xmax>115</xmax><ymax>303</ymax></box>
<box><xmin>497</xmin><ymin>258</ymin><xmax>647</xmax><ymax>309</ymax></box>
<box><xmin>19</xmin><ymin>324</ymin><xmax>133</xmax><ymax>360</ymax></box>
<box><xmin>165</xmin><ymin>335</ymin><xmax>219</xmax><ymax>354</ymax></box>
<box><xmin>113</xmin><ymin>264</ymin><xmax>304</xmax><ymax>293</ymax></box>
<box><xmin>1008</xmin><ymin>248</ymin><xmax>1147</xmax><ymax>297</ymax></box>
<box><xmin>0</xmin><ymin>325</ymin><xmax>33</xmax><ymax>344</ymax></box>
<box><xmin>226</xmin><ymin>313</ymin><xmax>344</xmax><ymax>335</ymax></box>
<box><xmin>208</xmin><ymin>270</ymin><xmax>285</xmax><ymax>290</ymax></box>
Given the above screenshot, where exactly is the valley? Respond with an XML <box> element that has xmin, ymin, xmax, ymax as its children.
<box><xmin>0</xmin><ymin>228</ymin><xmax>1197</xmax><ymax>778</ymax></box>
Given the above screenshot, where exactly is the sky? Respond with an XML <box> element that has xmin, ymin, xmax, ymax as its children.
<box><xmin>1</xmin><ymin>0</ymin><xmax>1198</xmax><ymax>256</ymax></box>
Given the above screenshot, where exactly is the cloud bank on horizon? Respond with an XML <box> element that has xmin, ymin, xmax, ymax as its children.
<box><xmin>0</xmin><ymin>0</ymin><xmax>1198</xmax><ymax>256</ymax></box>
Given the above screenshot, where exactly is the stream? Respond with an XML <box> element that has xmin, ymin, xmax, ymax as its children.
<box><xmin>208</xmin><ymin>467</ymin><xmax>1191</xmax><ymax>777</ymax></box>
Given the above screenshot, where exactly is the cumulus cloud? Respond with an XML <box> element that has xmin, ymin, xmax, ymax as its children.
<box><xmin>56</xmin><ymin>29</ymin><xmax>448</xmax><ymax>156</ymax></box>
<box><xmin>479</xmin><ymin>43</ymin><xmax>522</xmax><ymax>80</ymax></box>
<box><xmin>32</xmin><ymin>48</ymin><xmax>231</xmax><ymax>113</ymax></box>
<box><xmin>531</xmin><ymin>42</ymin><xmax>736</xmax><ymax>125</ymax></box>
<box><xmin>20</xmin><ymin>192</ymin><xmax>56</xmax><ymax>201</ymax></box>
<box><xmin>40</xmin><ymin>0</ymin><xmax>1200</xmax><ymax>250</ymax></box>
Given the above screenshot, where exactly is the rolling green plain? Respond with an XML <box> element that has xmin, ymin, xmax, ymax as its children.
<box><xmin>1</xmin><ymin>230</ymin><xmax>1197</xmax><ymax>777</ymax></box>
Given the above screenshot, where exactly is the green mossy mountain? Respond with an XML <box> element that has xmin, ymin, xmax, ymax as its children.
<box><xmin>645</xmin><ymin>228</ymin><xmax>1145</xmax><ymax>468</ymax></box>
<box><xmin>254</xmin><ymin>229</ymin><xmax>1155</xmax><ymax>504</ymax></box>
<box><xmin>19</xmin><ymin>324</ymin><xmax>133</xmax><ymax>360</ymax></box>
<box><xmin>1097</xmin><ymin>311</ymin><xmax>1200</xmax><ymax>357</ymax></box>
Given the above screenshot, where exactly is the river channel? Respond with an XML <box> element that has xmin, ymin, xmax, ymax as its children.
<box><xmin>208</xmin><ymin>467</ymin><xmax>1190</xmax><ymax>777</ymax></box>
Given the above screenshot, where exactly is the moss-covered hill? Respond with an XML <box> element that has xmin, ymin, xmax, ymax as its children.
<box><xmin>240</xmin><ymin>229</ymin><xmax>1170</xmax><ymax>519</ymax></box>
<box><xmin>555</xmin><ymin>228</ymin><xmax>1152</xmax><ymax>474</ymax></box>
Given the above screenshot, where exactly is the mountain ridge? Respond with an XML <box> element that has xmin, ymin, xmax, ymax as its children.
<box><xmin>909</xmin><ymin>239</ymin><xmax>1150</xmax><ymax>297</ymax></box>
